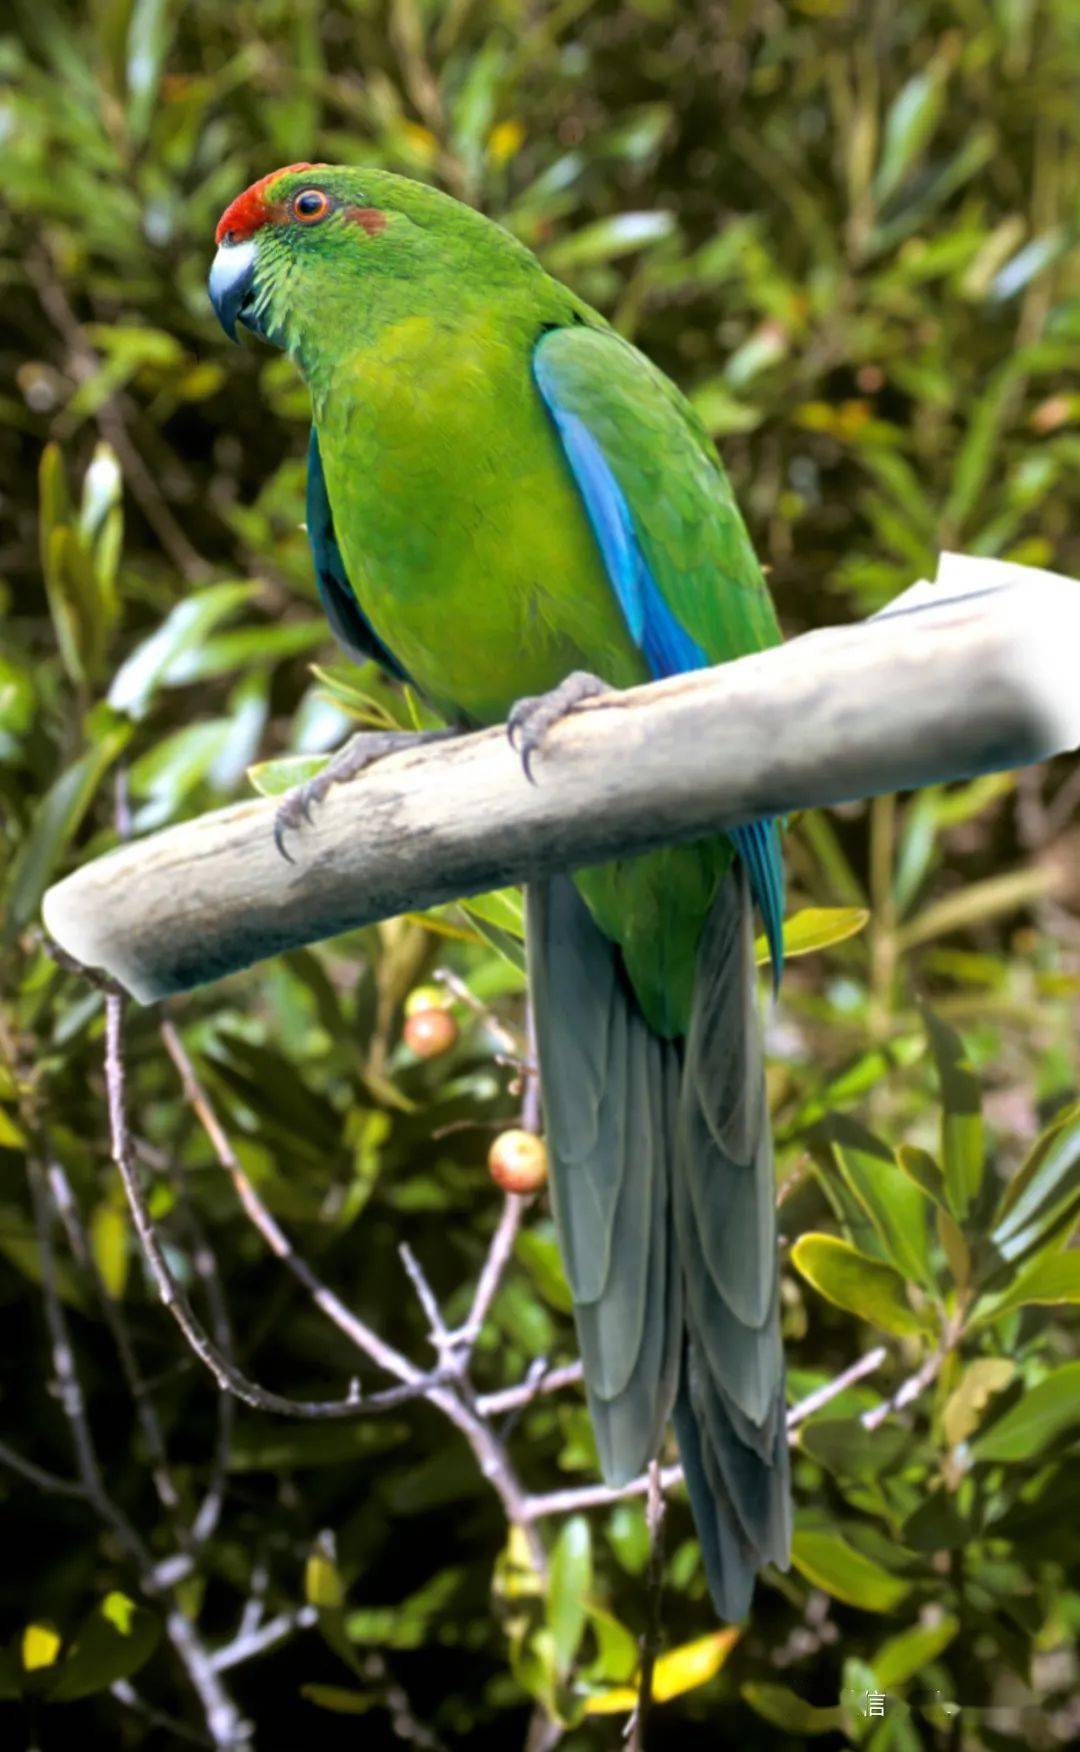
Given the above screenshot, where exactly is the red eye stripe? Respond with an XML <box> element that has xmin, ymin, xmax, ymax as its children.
<box><xmin>215</xmin><ymin>163</ymin><xmax>328</xmax><ymax>244</ymax></box>
<box><xmin>344</xmin><ymin>206</ymin><xmax>387</xmax><ymax>236</ymax></box>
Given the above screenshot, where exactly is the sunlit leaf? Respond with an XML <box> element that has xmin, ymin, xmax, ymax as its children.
<box><xmin>585</xmin><ymin>1629</ymin><xmax>740</xmax><ymax>1712</ymax></box>
<box><xmin>754</xmin><ymin>906</ymin><xmax>870</xmax><ymax>966</ymax></box>
<box><xmin>790</xmin><ymin>1234</ymin><xmax>933</xmax><ymax>1337</ymax></box>
<box><xmin>790</xmin><ymin>1526</ymin><xmax>911</xmax><ymax>1612</ymax></box>
<box><xmin>942</xmin><ymin>1358</ymin><xmax>1015</xmax><ymax>1447</ymax></box>
<box><xmin>973</xmin><ymin>1362</ymin><xmax>1080</xmax><ymax>1463</ymax></box>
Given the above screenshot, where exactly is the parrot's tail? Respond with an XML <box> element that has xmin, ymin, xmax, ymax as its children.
<box><xmin>527</xmin><ymin>865</ymin><xmax>790</xmax><ymax>1620</ymax></box>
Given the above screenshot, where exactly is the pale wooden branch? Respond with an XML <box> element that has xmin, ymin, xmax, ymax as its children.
<box><xmin>43</xmin><ymin>556</ymin><xmax>1080</xmax><ymax>1004</ymax></box>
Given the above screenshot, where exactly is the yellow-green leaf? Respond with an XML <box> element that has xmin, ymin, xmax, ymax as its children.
<box><xmin>742</xmin><ymin>1681</ymin><xmax>845</xmax><ymax>1734</ymax></box>
<box><xmin>305</xmin><ymin>1546</ymin><xmax>345</xmax><ymax>1609</ymax></box>
<box><xmin>873</xmin><ymin>1614</ymin><xmax>960</xmax><ymax>1688</ymax></box>
<box><xmin>247</xmin><ymin>753</ymin><xmax>328</xmax><ymax>798</ymax></box>
<box><xmin>790</xmin><ymin>1528</ymin><xmax>911</xmax><ymax>1613</ymax></box>
<box><xmin>791</xmin><ymin>1234</ymin><xmax>933</xmax><ymax>1337</ymax></box>
<box><xmin>942</xmin><ymin>1358</ymin><xmax>1015</xmax><ymax>1446</ymax></box>
<box><xmin>584</xmin><ymin>1629</ymin><xmax>740</xmax><ymax>1713</ymax></box>
<box><xmin>90</xmin><ymin>1201</ymin><xmax>128</xmax><ymax>1300</ymax></box>
<box><xmin>22</xmin><ymin>1624</ymin><xmax>62</xmax><ymax>1673</ymax></box>
<box><xmin>974</xmin><ymin>1248</ymin><xmax>1080</xmax><ymax>1324</ymax></box>
<box><xmin>755</xmin><ymin>906</ymin><xmax>869</xmax><ymax>966</ymax></box>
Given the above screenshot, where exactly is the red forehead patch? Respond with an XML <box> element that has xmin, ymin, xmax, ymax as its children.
<box><xmin>215</xmin><ymin>163</ymin><xmax>326</xmax><ymax>244</ymax></box>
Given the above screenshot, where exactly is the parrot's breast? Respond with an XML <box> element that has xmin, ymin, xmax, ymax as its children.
<box><xmin>313</xmin><ymin>314</ymin><xmax>647</xmax><ymax>724</ymax></box>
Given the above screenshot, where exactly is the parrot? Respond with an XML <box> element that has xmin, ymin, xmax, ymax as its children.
<box><xmin>209</xmin><ymin>163</ymin><xmax>790</xmax><ymax>1619</ymax></box>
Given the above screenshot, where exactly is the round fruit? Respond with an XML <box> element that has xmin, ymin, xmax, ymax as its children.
<box><xmin>404</xmin><ymin>984</ymin><xmax>449</xmax><ymax>1019</ymax></box>
<box><xmin>404</xmin><ymin>1007</ymin><xmax>458</xmax><ymax>1058</ymax></box>
<box><xmin>488</xmin><ymin>1128</ymin><xmax>549</xmax><ymax>1194</ymax></box>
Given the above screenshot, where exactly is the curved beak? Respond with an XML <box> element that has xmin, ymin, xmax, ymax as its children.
<box><xmin>208</xmin><ymin>239</ymin><xmax>257</xmax><ymax>341</ymax></box>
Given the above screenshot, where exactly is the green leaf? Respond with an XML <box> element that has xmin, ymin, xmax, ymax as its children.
<box><xmin>7</xmin><ymin>719</ymin><xmax>131</xmax><ymax>940</ymax></box>
<box><xmin>300</xmin><ymin>1685</ymin><xmax>376</xmax><ymax>1715</ymax></box>
<box><xmin>515</xmin><ymin>1226</ymin><xmax>574</xmax><ymax>1313</ymax></box>
<box><xmin>874</xmin><ymin>63</ymin><xmax>948</xmax><ymax>205</ymax></box>
<box><xmin>830</xmin><ymin>1125</ymin><xmax>936</xmax><ymax>1292</ymax></box>
<box><xmin>741</xmin><ymin>1682</ymin><xmax>845</xmax><ymax>1734</ymax></box>
<box><xmin>544</xmin><ymin>211</ymin><xmax>675</xmax><ymax>270</ymax></box>
<box><xmin>108</xmin><ymin>582</ymin><xmax>255</xmax><ymax>718</ymax></box>
<box><xmin>547</xmin><ymin>1516</ymin><xmax>591</xmax><ymax>1679</ymax></box>
<box><xmin>923</xmin><ymin>1011</ymin><xmax>983</xmax><ymax>1218</ymax></box>
<box><xmin>791</xmin><ymin>1234</ymin><xmax>933</xmax><ymax>1338</ymax></box>
<box><xmin>876</xmin><ymin>1604</ymin><xmax>960</xmax><ymax>1688</ymax></box>
<box><xmin>973</xmin><ymin>1247</ymin><xmax>1080</xmax><ymax>1324</ymax></box>
<box><xmin>973</xmin><ymin>1361</ymin><xmax>1080</xmax><ymax>1464</ymax></box>
<box><xmin>790</xmin><ymin>1526</ymin><xmax>912</xmax><ymax>1613</ymax></box>
<box><xmin>580</xmin><ymin>1603</ymin><xmax>638</xmax><ymax>1686</ymax></box>
<box><xmin>247</xmin><ymin>753</ymin><xmax>329</xmax><ymax>798</ymax></box>
<box><xmin>798</xmin><ymin>1417</ymin><xmax>911</xmax><ymax>1482</ymax></box>
<box><xmin>941</xmin><ymin>1358</ymin><xmax>1015</xmax><ymax>1446</ymax></box>
<box><xmin>48</xmin><ymin>1594</ymin><xmax>160</xmax><ymax>1702</ymax></box>
<box><xmin>754</xmin><ymin>906</ymin><xmax>870</xmax><ymax>966</ymax></box>
<box><xmin>990</xmin><ymin>1102</ymin><xmax>1080</xmax><ymax>1263</ymax></box>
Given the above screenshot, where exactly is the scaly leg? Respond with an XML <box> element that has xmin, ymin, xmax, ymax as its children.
<box><xmin>506</xmin><ymin>670</ymin><xmax>610</xmax><ymax>783</ymax></box>
<box><xmin>274</xmin><ymin>726</ymin><xmax>458</xmax><ymax>860</ymax></box>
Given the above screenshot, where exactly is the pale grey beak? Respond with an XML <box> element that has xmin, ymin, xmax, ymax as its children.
<box><xmin>209</xmin><ymin>239</ymin><xmax>257</xmax><ymax>341</ymax></box>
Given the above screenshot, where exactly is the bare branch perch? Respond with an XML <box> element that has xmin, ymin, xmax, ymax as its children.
<box><xmin>43</xmin><ymin>556</ymin><xmax>1080</xmax><ymax>1003</ymax></box>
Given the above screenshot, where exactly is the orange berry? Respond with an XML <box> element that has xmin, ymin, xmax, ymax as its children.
<box><xmin>404</xmin><ymin>1008</ymin><xmax>458</xmax><ymax>1059</ymax></box>
<box><xmin>488</xmin><ymin>1129</ymin><xmax>548</xmax><ymax>1194</ymax></box>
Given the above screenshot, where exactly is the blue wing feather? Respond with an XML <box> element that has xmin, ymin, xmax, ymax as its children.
<box><xmin>533</xmin><ymin>341</ymin><xmax>784</xmax><ymax>985</ymax></box>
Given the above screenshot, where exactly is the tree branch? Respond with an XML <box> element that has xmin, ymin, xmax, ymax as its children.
<box><xmin>43</xmin><ymin>557</ymin><xmax>1080</xmax><ymax>1003</ymax></box>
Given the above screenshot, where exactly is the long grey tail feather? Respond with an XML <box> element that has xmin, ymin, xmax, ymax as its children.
<box><xmin>527</xmin><ymin>865</ymin><xmax>790</xmax><ymax>1618</ymax></box>
<box><xmin>527</xmin><ymin>876</ymin><xmax>682</xmax><ymax>1485</ymax></box>
<box><xmin>672</xmin><ymin>862</ymin><xmax>791</xmax><ymax>1618</ymax></box>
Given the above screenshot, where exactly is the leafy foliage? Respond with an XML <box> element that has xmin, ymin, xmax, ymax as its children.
<box><xmin>2</xmin><ymin>1</ymin><xmax>1079</xmax><ymax>1748</ymax></box>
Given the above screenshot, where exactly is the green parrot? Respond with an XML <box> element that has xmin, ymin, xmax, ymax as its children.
<box><xmin>210</xmin><ymin>162</ymin><xmax>790</xmax><ymax>1618</ymax></box>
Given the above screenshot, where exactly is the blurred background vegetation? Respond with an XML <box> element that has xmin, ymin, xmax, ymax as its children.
<box><xmin>2</xmin><ymin>0</ymin><xmax>1080</xmax><ymax>1747</ymax></box>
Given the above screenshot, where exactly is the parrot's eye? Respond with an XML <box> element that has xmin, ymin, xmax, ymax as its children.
<box><xmin>293</xmin><ymin>188</ymin><xmax>330</xmax><ymax>223</ymax></box>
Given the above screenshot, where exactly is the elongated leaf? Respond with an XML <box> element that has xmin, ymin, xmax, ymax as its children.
<box><xmin>873</xmin><ymin>1614</ymin><xmax>959</xmax><ymax>1688</ymax></box>
<box><xmin>990</xmin><ymin>1103</ymin><xmax>1080</xmax><ymax>1263</ymax></box>
<box><xmin>742</xmin><ymin>1682</ymin><xmax>844</xmax><ymax>1734</ymax></box>
<box><xmin>923</xmin><ymin>1011</ymin><xmax>983</xmax><ymax>1218</ymax></box>
<box><xmin>754</xmin><ymin>906</ymin><xmax>870</xmax><ymax>966</ymax></box>
<box><xmin>973</xmin><ymin>1362</ymin><xmax>1080</xmax><ymax>1463</ymax></box>
<box><xmin>247</xmin><ymin>753</ymin><xmax>328</xmax><ymax>797</ymax></box>
<box><xmin>6</xmin><ymin>719</ymin><xmax>131</xmax><ymax>940</ymax></box>
<box><xmin>791</xmin><ymin>1526</ymin><xmax>911</xmax><ymax>1612</ymax></box>
<box><xmin>108</xmin><ymin>582</ymin><xmax>254</xmax><ymax>717</ymax></box>
<box><xmin>942</xmin><ymin>1358</ymin><xmax>1015</xmax><ymax>1447</ymax></box>
<box><xmin>791</xmin><ymin>1234</ymin><xmax>933</xmax><ymax>1338</ymax></box>
<box><xmin>874</xmin><ymin>64</ymin><xmax>947</xmax><ymax>206</ymax></box>
<box><xmin>973</xmin><ymin>1247</ymin><xmax>1080</xmax><ymax>1325</ymax></box>
<box><xmin>585</xmin><ymin>1629</ymin><xmax>740</xmax><ymax>1713</ymax></box>
<box><xmin>831</xmin><ymin>1129</ymin><xmax>936</xmax><ymax>1292</ymax></box>
<box><xmin>548</xmin><ymin>1517</ymin><xmax>591</xmax><ymax>1679</ymax></box>
<box><xmin>48</xmin><ymin>1594</ymin><xmax>160</xmax><ymax>1702</ymax></box>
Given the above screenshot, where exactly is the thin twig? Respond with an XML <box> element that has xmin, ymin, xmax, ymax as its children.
<box><xmin>46</xmin><ymin>1159</ymin><xmax>181</xmax><ymax>1515</ymax></box>
<box><xmin>523</xmin><ymin>1345</ymin><xmax>890</xmax><ymax>1520</ymax></box>
<box><xmin>625</xmin><ymin>1462</ymin><xmax>666</xmax><ymax>1752</ymax></box>
<box><xmin>106</xmin><ymin>1000</ymin><xmax>436</xmax><ymax>1419</ymax></box>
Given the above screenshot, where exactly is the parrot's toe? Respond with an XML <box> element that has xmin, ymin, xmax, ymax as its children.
<box><xmin>506</xmin><ymin>670</ymin><xmax>609</xmax><ymax>783</ymax></box>
<box><xmin>272</xmin><ymin>726</ymin><xmax>457</xmax><ymax>860</ymax></box>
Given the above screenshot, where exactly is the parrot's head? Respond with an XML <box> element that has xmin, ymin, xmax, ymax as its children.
<box><xmin>209</xmin><ymin>163</ymin><xmax>540</xmax><ymax>368</ymax></box>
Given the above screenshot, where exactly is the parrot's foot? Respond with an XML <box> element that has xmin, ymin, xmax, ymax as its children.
<box><xmin>273</xmin><ymin>727</ymin><xmax>456</xmax><ymax>861</ymax></box>
<box><xmin>506</xmin><ymin>671</ymin><xmax>609</xmax><ymax>783</ymax></box>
